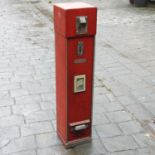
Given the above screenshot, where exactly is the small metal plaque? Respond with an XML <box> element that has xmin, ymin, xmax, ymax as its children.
<box><xmin>74</xmin><ymin>58</ymin><xmax>87</xmax><ymax>64</ymax></box>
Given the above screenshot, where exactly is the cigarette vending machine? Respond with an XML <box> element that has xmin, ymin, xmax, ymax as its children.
<box><xmin>54</xmin><ymin>2</ymin><xmax>97</xmax><ymax>148</ymax></box>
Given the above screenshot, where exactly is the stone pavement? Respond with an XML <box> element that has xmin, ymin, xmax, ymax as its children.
<box><xmin>0</xmin><ymin>0</ymin><xmax>155</xmax><ymax>154</ymax></box>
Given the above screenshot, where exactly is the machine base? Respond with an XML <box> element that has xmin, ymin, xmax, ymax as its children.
<box><xmin>65</xmin><ymin>137</ymin><xmax>92</xmax><ymax>149</ymax></box>
<box><xmin>57</xmin><ymin>131</ymin><xmax>91</xmax><ymax>149</ymax></box>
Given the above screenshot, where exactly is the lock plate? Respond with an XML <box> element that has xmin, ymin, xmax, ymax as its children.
<box><xmin>77</xmin><ymin>41</ymin><xmax>84</xmax><ymax>56</ymax></box>
<box><xmin>76</xmin><ymin>16</ymin><xmax>88</xmax><ymax>35</ymax></box>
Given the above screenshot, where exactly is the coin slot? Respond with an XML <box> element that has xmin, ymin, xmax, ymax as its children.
<box><xmin>76</xmin><ymin>16</ymin><xmax>88</xmax><ymax>34</ymax></box>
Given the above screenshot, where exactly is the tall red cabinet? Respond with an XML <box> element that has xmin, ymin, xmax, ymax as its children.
<box><xmin>54</xmin><ymin>2</ymin><xmax>97</xmax><ymax>148</ymax></box>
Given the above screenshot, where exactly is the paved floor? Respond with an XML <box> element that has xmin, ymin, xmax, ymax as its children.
<box><xmin>0</xmin><ymin>0</ymin><xmax>155</xmax><ymax>154</ymax></box>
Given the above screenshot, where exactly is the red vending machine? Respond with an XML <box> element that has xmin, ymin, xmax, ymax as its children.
<box><xmin>54</xmin><ymin>2</ymin><xmax>97</xmax><ymax>148</ymax></box>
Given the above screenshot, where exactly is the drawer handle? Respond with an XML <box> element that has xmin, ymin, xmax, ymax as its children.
<box><xmin>74</xmin><ymin>124</ymin><xmax>88</xmax><ymax>131</ymax></box>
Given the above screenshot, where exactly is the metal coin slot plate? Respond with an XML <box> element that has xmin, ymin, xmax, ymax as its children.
<box><xmin>76</xmin><ymin>16</ymin><xmax>88</xmax><ymax>34</ymax></box>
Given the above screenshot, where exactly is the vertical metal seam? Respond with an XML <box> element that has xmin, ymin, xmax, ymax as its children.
<box><xmin>66</xmin><ymin>38</ymin><xmax>69</xmax><ymax>142</ymax></box>
<box><xmin>91</xmin><ymin>36</ymin><xmax>96</xmax><ymax>137</ymax></box>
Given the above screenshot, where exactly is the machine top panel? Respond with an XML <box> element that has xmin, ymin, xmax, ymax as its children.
<box><xmin>54</xmin><ymin>2</ymin><xmax>97</xmax><ymax>38</ymax></box>
<box><xmin>54</xmin><ymin>2</ymin><xmax>95</xmax><ymax>10</ymax></box>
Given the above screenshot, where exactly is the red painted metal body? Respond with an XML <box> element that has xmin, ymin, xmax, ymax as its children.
<box><xmin>54</xmin><ymin>2</ymin><xmax>97</xmax><ymax>148</ymax></box>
